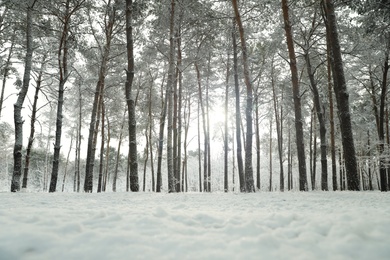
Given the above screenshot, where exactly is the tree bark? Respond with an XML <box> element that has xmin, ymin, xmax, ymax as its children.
<box><xmin>323</xmin><ymin>0</ymin><xmax>359</xmax><ymax>190</ymax></box>
<box><xmin>50</xmin><ymin>0</ymin><xmax>73</xmax><ymax>193</ymax></box>
<box><xmin>126</xmin><ymin>0</ymin><xmax>139</xmax><ymax>192</ymax></box>
<box><xmin>232</xmin><ymin>0</ymin><xmax>255</xmax><ymax>192</ymax></box>
<box><xmin>22</xmin><ymin>59</ymin><xmax>44</xmax><ymax>189</ymax></box>
<box><xmin>231</xmin><ymin>21</ymin><xmax>245</xmax><ymax>192</ymax></box>
<box><xmin>11</xmin><ymin>0</ymin><xmax>36</xmax><ymax>192</ymax></box>
<box><xmin>282</xmin><ymin>0</ymin><xmax>308</xmax><ymax>191</ymax></box>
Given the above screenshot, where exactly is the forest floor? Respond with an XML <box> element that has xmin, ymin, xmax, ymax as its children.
<box><xmin>0</xmin><ymin>191</ymin><xmax>389</xmax><ymax>260</ymax></box>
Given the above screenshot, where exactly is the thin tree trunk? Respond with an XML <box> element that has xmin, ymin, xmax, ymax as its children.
<box><xmin>378</xmin><ymin>50</ymin><xmax>389</xmax><ymax>191</ymax></box>
<box><xmin>62</xmin><ymin>132</ymin><xmax>74</xmax><ymax>192</ymax></box>
<box><xmin>143</xmin><ymin>129</ymin><xmax>149</xmax><ymax>192</ymax></box>
<box><xmin>84</xmin><ymin>0</ymin><xmax>117</xmax><ymax>192</ymax></box>
<box><xmin>103</xmin><ymin>113</ymin><xmax>111</xmax><ymax>192</ymax></box>
<box><xmin>198</xmin><ymin>100</ymin><xmax>202</xmax><ymax>192</ymax></box>
<box><xmin>126</xmin><ymin>0</ymin><xmax>139</xmax><ymax>192</ymax></box>
<box><xmin>232</xmin><ymin>0</ymin><xmax>255</xmax><ymax>192</ymax></box>
<box><xmin>22</xmin><ymin>58</ymin><xmax>44</xmax><ymax>189</ymax></box>
<box><xmin>0</xmin><ymin>31</ymin><xmax>16</xmax><ymax>119</ymax></box>
<box><xmin>224</xmin><ymin>46</ymin><xmax>230</xmax><ymax>192</ymax></box>
<box><xmin>166</xmin><ymin>0</ymin><xmax>176</xmax><ymax>193</ymax></box>
<box><xmin>305</xmin><ymin>51</ymin><xmax>328</xmax><ymax>190</ymax></box>
<box><xmin>271</xmin><ymin>61</ymin><xmax>284</xmax><ymax>192</ymax></box>
<box><xmin>113</xmin><ymin>113</ymin><xmax>126</xmax><ymax>192</ymax></box>
<box><xmin>282</xmin><ymin>0</ymin><xmax>307</xmax><ymax>191</ymax></box>
<box><xmin>288</xmin><ymin>127</ymin><xmax>292</xmax><ymax>190</ymax></box>
<box><xmin>11</xmin><ymin>0</ymin><xmax>36</xmax><ymax>192</ymax></box>
<box><xmin>97</xmin><ymin>103</ymin><xmax>105</xmax><ymax>193</ymax></box>
<box><xmin>195</xmin><ymin>62</ymin><xmax>209</xmax><ymax>193</ymax></box>
<box><xmin>176</xmin><ymin>32</ymin><xmax>183</xmax><ymax>192</ymax></box>
<box><xmin>323</xmin><ymin>0</ymin><xmax>359</xmax><ymax>190</ymax></box>
<box><xmin>232</xmin><ymin>21</ymin><xmax>245</xmax><ymax>192</ymax></box>
<box><xmin>156</xmin><ymin>74</ymin><xmax>167</xmax><ymax>192</ymax></box>
<box><xmin>269</xmin><ymin>115</ymin><xmax>273</xmax><ymax>192</ymax></box>
<box><xmin>74</xmin><ymin>82</ymin><xmax>82</xmax><ymax>192</ymax></box>
<box><xmin>50</xmin><ymin>0</ymin><xmax>73</xmax><ymax>192</ymax></box>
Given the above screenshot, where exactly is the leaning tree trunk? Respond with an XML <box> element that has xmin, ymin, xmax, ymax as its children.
<box><xmin>271</xmin><ymin>61</ymin><xmax>284</xmax><ymax>192</ymax></box>
<box><xmin>125</xmin><ymin>0</ymin><xmax>139</xmax><ymax>191</ymax></box>
<box><xmin>85</xmin><ymin>2</ymin><xmax>116</xmax><ymax>192</ymax></box>
<box><xmin>232</xmin><ymin>0</ymin><xmax>255</xmax><ymax>192</ymax></box>
<box><xmin>305</xmin><ymin>52</ymin><xmax>328</xmax><ymax>190</ymax></box>
<box><xmin>11</xmin><ymin>0</ymin><xmax>36</xmax><ymax>192</ymax></box>
<box><xmin>22</xmin><ymin>59</ymin><xmax>44</xmax><ymax>189</ymax></box>
<box><xmin>281</xmin><ymin>0</ymin><xmax>308</xmax><ymax>191</ymax></box>
<box><xmin>0</xmin><ymin>31</ymin><xmax>16</xmax><ymax>119</ymax></box>
<box><xmin>323</xmin><ymin>0</ymin><xmax>359</xmax><ymax>190</ymax></box>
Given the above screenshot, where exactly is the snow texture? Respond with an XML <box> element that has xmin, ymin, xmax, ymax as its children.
<box><xmin>0</xmin><ymin>192</ymin><xmax>389</xmax><ymax>260</ymax></box>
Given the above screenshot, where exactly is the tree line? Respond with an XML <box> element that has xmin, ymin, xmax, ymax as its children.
<box><xmin>0</xmin><ymin>0</ymin><xmax>388</xmax><ymax>193</ymax></box>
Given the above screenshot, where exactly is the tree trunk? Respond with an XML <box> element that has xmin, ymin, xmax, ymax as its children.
<box><xmin>156</xmin><ymin>73</ymin><xmax>167</xmax><ymax>192</ymax></box>
<box><xmin>103</xmin><ymin>113</ymin><xmax>111</xmax><ymax>192</ymax></box>
<box><xmin>22</xmin><ymin>58</ymin><xmax>44</xmax><ymax>189</ymax></box>
<box><xmin>49</xmin><ymin>0</ymin><xmax>73</xmax><ymax>193</ymax></box>
<box><xmin>195</xmin><ymin>62</ymin><xmax>209</xmax><ymax>192</ymax></box>
<box><xmin>271</xmin><ymin>62</ymin><xmax>284</xmax><ymax>192</ymax></box>
<box><xmin>378</xmin><ymin>50</ymin><xmax>389</xmax><ymax>191</ymax></box>
<box><xmin>282</xmin><ymin>0</ymin><xmax>308</xmax><ymax>191</ymax></box>
<box><xmin>326</xmin><ymin>38</ymin><xmax>337</xmax><ymax>191</ymax></box>
<box><xmin>85</xmin><ymin>1</ymin><xmax>117</xmax><ymax>192</ymax></box>
<box><xmin>304</xmin><ymin>51</ymin><xmax>328</xmax><ymax>190</ymax></box>
<box><xmin>224</xmin><ymin>47</ymin><xmax>230</xmax><ymax>192</ymax></box>
<box><xmin>11</xmin><ymin>0</ymin><xmax>36</xmax><ymax>192</ymax></box>
<box><xmin>269</xmin><ymin>115</ymin><xmax>273</xmax><ymax>192</ymax></box>
<box><xmin>323</xmin><ymin>0</ymin><xmax>359</xmax><ymax>190</ymax></box>
<box><xmin>113</xmin><ymin>113</ymin><xmax>125</xmax><ymax>192</ymax></box>
<box><xmin>176</xmin><ymin>32</ymin><xmax>183</xmax><ymax>192</ymax></box>
<box><xmin>126</xmin><ymin>0</ymin><xmax>139</xmax><ymax>192</ymax></box>
<box><xmin>97</xmin><ymin>103</ymin><xmax>105</xmax><ymax>193</ymax></box>
<box><xmin>166</xmin><ymin>0</ymin><xmax>176</xmax><ymax>193</ymax></box>
<box><xmin>232</xmin><ymin>0</ymin><xmax>255</xmax><ymax>192</ymax></box>
<box><xmin>62</xmin><ymin>132</ymin><xmax>74</xmax><ymax>192</ymax></box>
<box><xmin>0</xmin><ymin>31</ymin><xmax>16</xmax><ymax>120</ymax></box>
<box><xmin>74</xmin><ymin>82</ymin><xmax>82</xmax><ymax>192</ymax></box>
<box><xmin>232</xmin><ymin>21</ymin><xmax>245</xmax><ymax>192</ymax></box>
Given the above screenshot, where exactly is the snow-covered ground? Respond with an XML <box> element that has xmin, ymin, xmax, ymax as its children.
<box><xmin>0</xmin><ymin>192</ymin><xmax>389</xmax><ymax>260</ymax></box>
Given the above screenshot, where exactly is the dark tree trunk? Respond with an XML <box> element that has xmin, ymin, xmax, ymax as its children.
<box><xmin>74</xmin><ymin>82</ymin><xmax>82</xmax><ymax>192</ymax></box>
<box><xmin>11</xmin><ymin>0</ymin><xmax>36</xmax><ymax>192</ymax></box>
<box><xmin>269</xmin><ymin>115</ymin><xmax>273</xmax><ymax>192</ymax></box>
<box><xmin>0</xmin><ymin>31</ymin><xmax>16</xmax><ymax>119</ymax></box>
<box><xmin>23</xmin><ymin>60</ymin><xmax>44</xmax><ymax>189</ymax></box>
<box><xmin>50</xmin><ymin>0</ymin><xmax>73</xmax><ymax>193</ymax></box>
<box><xmin>271</xmin><ymin>62</ymin><xmax>284</xmax><ymax>192</ymax></box>
<box><xmin>326</xmin><ymin>39</ymin><xmax>338</xmax><ymax>191</ymax></box>
<box><xmin>97</xmin><ymin>103</ymin><xmax>105</xmax><ymax>193</ymax></box>
<box><xmin>156</xmin><ymin>74</ymin><xmax>167</xmax><ymax>192</ymax></box>
<box><xmin>166</xmin><ymin>0</ymin><xmax>175</xmax><ymax>193</ymax></box>
<box><xmin>304</xmin><ymin>52</ymin><xmax>328</xmax><ymax>190</ymax></box>
<box><xmin>232</xmin><ymin>0</ymin><xmax>255</xmax><ymax>192</ymax></box>
<box><xmin>323</xmin><ymin>0</ymin><xmax>359</xmax><ymax>190</ymax></box>
<box><xmin>282</xmin><ymin>0</ymin><xmax>308</xmax><ymax>191</ymax></box>
<box><xmin>85</xmin><ymin>0</ymin><xmax>117</xmax><ymax>192</ymax></box>
<box><xmin>126</xmin><ymin>0</ymin><xmax>139</xmax><ymax>192</ymax></box>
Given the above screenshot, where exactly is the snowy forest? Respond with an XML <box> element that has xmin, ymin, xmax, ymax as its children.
<box><xmin>0</xmin><ymin>0</ymin><xmax>389</xmax><ymax>193</ymax></box>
